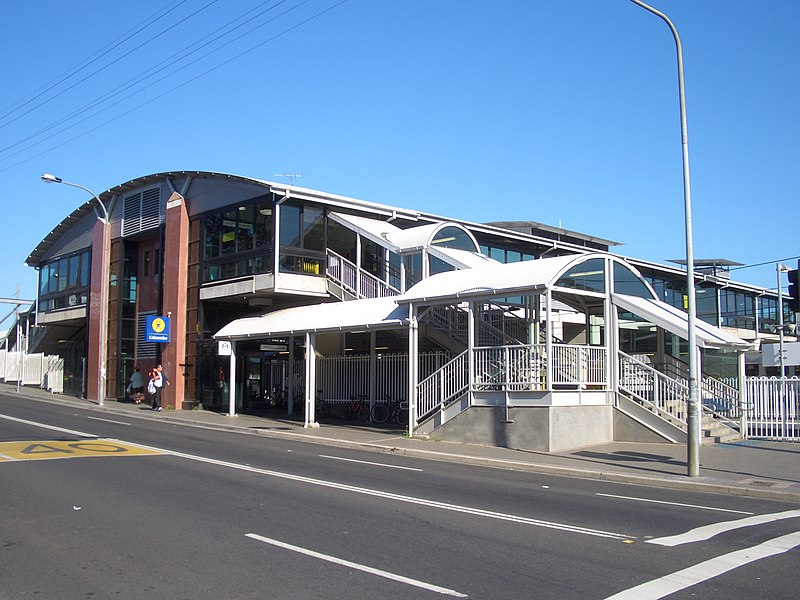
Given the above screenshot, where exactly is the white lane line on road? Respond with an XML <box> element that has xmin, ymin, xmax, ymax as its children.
<box><xmin>319</xmin><ymin>454</ymin><xmax>423</xmax><ymax>472</ymax></box>
<box><xmin>88</xmin><ymin>416</ymin><xmax>131</xmax><ymax>426</ymax></box>
<box><xmin>647</xmin><ymin>509</ymin><xmax>800</xmax><ymax>547</ymax></box>
<box><xmin>606</xmin><ymin>530</ymin><xmax>800</xmax><ymax>599</ymax></box>
<box><xmin>131</xmin><ymin>445</ymin><xmax>633</xmax><ymax>540</ymax></box>
<box><xmin>246</xmin><ymin>533</ymin><xmax>468</xmax><ymax>597</ymax></box>
<box><xmin>5</xmin><ymin>414</ymin><xmax>631</xmax><ymax>540</ymax></box>
<box><xmin>0</xmin><ymin>413</ymin><xmax>96</xmax><ymax>438</ymax></box>
<box><xmin>596</xmin><ymin>493</ymin><xmax>754</xmax><ymax>515</ymax></box>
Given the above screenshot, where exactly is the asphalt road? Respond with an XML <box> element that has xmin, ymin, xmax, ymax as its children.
<box><xmin>2</xmin><ymin>392</ymin><xmax>799</xmax><ymax>599</ymax></box>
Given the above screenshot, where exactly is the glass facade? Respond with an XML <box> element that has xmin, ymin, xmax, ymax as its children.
<box><xmin>613</xmin><ymin>262</ymin><xmax>654</xmax><ymax>298</ymax></box>
<box><xmin>556</xmin><ymin>258</ymin><xmax>605</xmax><ymax>293</ymax></box>
<box><xmin>38</xmin><ymin>249</ymin><xmax>90</xmax><ymax>311</ymax></box>
<box><xmin>203</xmin><ymin>197</ymin><xmax>274</xmax><ymax>282</ymax></box>
<box><xmin>646</xmin><ymin>274</ymin><xmax>687</xmax><ymax>310</ymax></box>
<box><xmin>480</xmin><ymin>244</ymin><xmax>535</xmax><ymax>263</ymax></box>
<box><xmin>278</xmin><ymin>201</ymin><xmax>326</xmax><ymax>276</ymax></box>
<box><xmin>720</xmin><ymin>288</ymin><xmax>755</xmax><ymax>330</ymax></box>
<box><xmin>431</xmin><ymin>226</ymin><xmax>477</xmax><ymax>251</ymax></box>
<box><xmin>696</xmin><ymin>283</ymin><xmax>719</xmax><ymax>326</ymax></box>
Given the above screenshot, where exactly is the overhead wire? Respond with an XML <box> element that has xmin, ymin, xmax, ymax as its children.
<box><xmin>0</xmin><ymin>0</ymin><xmax>189</xmax><ymax>125</ymax></box>
<box><xmin>0</xmin><ymin>0</ymin><xmax>350</xmax><ymax>174</ymax></box>
<box><xmin>0</xmin><ymin>0</ymin><xmax>292</xmax><ymax>158</ymax></box>
<box><xmin>0</xmin><ymin>0</ymin><xmax>222</xmax><ymax>130</ymax></box>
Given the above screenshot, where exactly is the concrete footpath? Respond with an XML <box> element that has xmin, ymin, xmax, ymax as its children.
<box><xmin>4</xmin><ymin>383</ymin><xmax>800</xmax><ymax>504</ymax></box>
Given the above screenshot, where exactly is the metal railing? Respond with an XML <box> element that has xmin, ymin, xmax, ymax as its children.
<box><xmin>326</xmin><ymin>249</ymin><xmax>400</xmax><ymax>300</ymax></box>
<box><xmin>551</xmin><ymin>344</ymin><xmax>607</xmax><ymax>386</ymax></box>
<box><xmin>417</xmin><ymin>343</ymin><xmax>608</xmax><ymax>423</ymax></box>
<box><xmin>427</xmin><ymin>303</ymin><xmax>530</xmax><ymax>348</ymax></box>
<box><xmin>701</xmin><ymin>376</ymin><xmax>741</xmax><ymax>419</ymax></box>
<box><xmin>744</xmin><ymin>376</ymin><xmax>800</xmax><ymax>442</ymax></box>
<box><xmin>417</xmin><ymin>350</ymin><xmax>469</xmax><ymax>421</ymax></box>
<box><xmin>629</xmin><ymin>352</ymin><xmax>741</xmax><ymax>420</ymax></box>
<box><xmin>315</xmin><ymin>351</ymin><xmax>449</xmax><ymax>405</ymax></box>
<box><xmin>473</xmin><ymin>345</ymin><xmax>545</xmax><ymax>390</ymax></box>
<box><xmin>618</xmin><ymin>352</ymin><xmax>688</xmax><ymax>429</ymax></box>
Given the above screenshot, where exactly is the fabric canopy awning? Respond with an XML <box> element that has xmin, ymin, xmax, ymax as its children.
<box><xmin>399</xmin><ymin>254</ymin><xmax>578</xmax><ymax>304</ymax></box>
<box><xmin>215</xmin><ymin>297</ymin><xmax>408</xmax><ymax>341</ymax></box>
<box><xmin>612</xmin><ymin>293</ymin><xmax>750</xmax><ymax>350</ymax></box>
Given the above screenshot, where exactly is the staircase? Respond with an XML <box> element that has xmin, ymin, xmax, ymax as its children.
<box><xmin>618</xmin><ymin>352</ymin><xmax>740</xmax><ymax>444</ymax></box>
<box><xmin>325</xmin><ymin>249</ymin><xmax>401</xmax><ymax>301</ymax></box>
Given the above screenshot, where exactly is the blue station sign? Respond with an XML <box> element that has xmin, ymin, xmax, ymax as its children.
<box><xmin>145</xmin><ymin>316</ymin><xmax>171</xmax><ymax>343</ymax></box>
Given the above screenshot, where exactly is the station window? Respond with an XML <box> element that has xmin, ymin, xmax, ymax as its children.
<box><xmin>39</xmin><ymin>249</ymin><xmax>91</xmax><ymax>312</ymax></box>
<box><xmin>201</xmin><ymin>195</ymin><xmax>275</xmax><ymax>283</ymax></box>
<box><xmin>556</xmin><ymin>258</ymin><xmax>605</xmax><ymax>293</ymax></box>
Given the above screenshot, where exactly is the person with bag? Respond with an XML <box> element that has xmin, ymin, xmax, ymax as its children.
<box><xmin>149</xmin><ymin>365</ymin><xmax>169</xmax><ymax>411</ymax></box>
<box><xmin>129</xmin><ymin>366</ymin><xmax>145</xmax><ymax>404</ymax></box>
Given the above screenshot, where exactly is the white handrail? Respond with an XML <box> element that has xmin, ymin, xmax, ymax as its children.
<box><xmin>326</xmin><ymin>249</ymin><xmax>400</xmax><ymax>299</ymax></box>
<box><xmin>618</xmin><ymin>351</ymin><xmax>688</xmax><ymax>428</ymax></box>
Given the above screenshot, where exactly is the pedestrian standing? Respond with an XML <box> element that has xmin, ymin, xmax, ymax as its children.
<box><xmin>150</xmin><ymin>365</ymin><xmax>170</xmax><ymax>411</ymax></box>
<box><xmin>130</xmin><ymin>367</ymin><xmax>145</xmax><ymax>404</ymax></box>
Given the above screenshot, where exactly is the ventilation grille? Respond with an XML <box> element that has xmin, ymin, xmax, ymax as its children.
<box><xmin>122</xmin><ymin>187</ymin><xmax>161</xmax><ymax>237</ymax></box>
<box><xmin>136</xmin><ymin>311</ymin><xmax>158</xmax><ymax>359</ymax></box>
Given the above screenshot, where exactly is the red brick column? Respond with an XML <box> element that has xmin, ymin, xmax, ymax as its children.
<box><xmin>161</xmin><ymin>192</ymin><xmax>188</xmax><ymax>409</ymax></box>
<box><xmin>85</xmin><ymin>220</ymin><xmax>107</xmax><ymax>401</ymax></box>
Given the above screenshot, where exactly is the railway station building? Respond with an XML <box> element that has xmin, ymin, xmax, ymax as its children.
<box><xmin>23</xmin><ymin>171</ymin><xmax>797</xmax><ymax>451</ymax></box>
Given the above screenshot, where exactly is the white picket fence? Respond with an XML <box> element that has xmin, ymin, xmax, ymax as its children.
<box><xmin>745</xmin><ymin>376</ymin><xmax>799</xmax><ymax>442</ymax></box>
<box><xmin>0</xmin><ymin>349</ymin><xmax>64</xmax><ymax>393</ymax></box>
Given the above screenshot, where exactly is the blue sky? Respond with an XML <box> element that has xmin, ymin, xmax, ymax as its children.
<box><xmin>1</xmin><ymin>0</ymin><xmax>798</xmax><ymax>323</ymax></box>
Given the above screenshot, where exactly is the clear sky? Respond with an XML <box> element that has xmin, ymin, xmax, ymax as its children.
<box><xmin>1</xmin><ymin>0</ymin><xmax>798</xmax><ymax>326</ymax></box>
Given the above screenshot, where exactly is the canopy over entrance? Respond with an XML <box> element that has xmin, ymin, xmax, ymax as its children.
<box><xmin>215</xmin><ymin>297</ymin><xmax>408</xmax><ymax>340</ymax></box>
<box><xmin>215</xmin><ymin>252</ymin><xmax>748</xmax><ymax>351</ymax></box>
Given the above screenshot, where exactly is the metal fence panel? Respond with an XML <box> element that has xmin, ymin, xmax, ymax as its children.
<box><xmin>745</xmin><ymin>377</ymin><xmax>799</xmax><ymax>442</ymax></box>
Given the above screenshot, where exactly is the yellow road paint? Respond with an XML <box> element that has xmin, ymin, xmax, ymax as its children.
<box><xmin>0</xmin><ymin>440</ymin><xmax>162</xmax><ymax>462</ymax></box>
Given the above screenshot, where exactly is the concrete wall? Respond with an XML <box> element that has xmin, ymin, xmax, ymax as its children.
<box><xmin>613</xmin><ymin>410</ymin><xmax>671</xmax><ymax>443</ymax></box>
<box><xmin>428</xmin><ymin>405</ymin><xmax>615</xmax><ymax>452</ymax></box>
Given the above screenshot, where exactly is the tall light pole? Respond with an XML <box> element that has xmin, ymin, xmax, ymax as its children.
<box><xmin>776</xmin><ymin>264</ymin><xmax>790</xmax><ymax>378</ymax></box>
<box><xmin>41</xmin><ymin>173</ymin><xmax>109</xmax><ymax>407</ymax></box>
<box><xmin>628</xmin><ymin>1</ymin><xmax>700</xmax><ymax>476</ymax></box>
<box><xmin>777</xmin><ymin>263</ymin><xmax>790</xmax><ymax>438</ymax></box>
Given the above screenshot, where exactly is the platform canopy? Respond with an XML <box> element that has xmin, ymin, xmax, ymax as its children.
<box><xmin>215</xmin><ymin>297</ymin><xmax>408</xmax><ymax>341</ymax></box>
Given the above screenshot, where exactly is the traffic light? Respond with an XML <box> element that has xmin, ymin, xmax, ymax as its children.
<box><xmin>788</xmin><ymin>268</ymin><xmax>800</xmax><ymax>313</ymax></box>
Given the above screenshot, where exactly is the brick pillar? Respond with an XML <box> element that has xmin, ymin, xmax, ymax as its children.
<box><xmin>85</xmin><ymin>220</ymin><xmax>106</xmax><ymax>401</ymax></box>
<box><xmin>161</xmin><ymin>192</ymin><xmax>189</xmax><ymax>409</ymax></box>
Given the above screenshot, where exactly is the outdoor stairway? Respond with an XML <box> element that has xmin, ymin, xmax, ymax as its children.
<box><xmin>701</xmin><ymin>413</ymin><xmax>740</xmax><ymax>445</ymax></box>
<box><xmin>618</xmin><ymin>351</ymin><xmax>741</xmax><ymax>445</ymax></box>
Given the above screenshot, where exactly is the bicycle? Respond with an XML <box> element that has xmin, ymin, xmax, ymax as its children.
<box><xmin>267</xmin><ymin>385</ymin><xmax>286</xmax><ymax>409</ymax></box>
<box><xmin>342</xmin><ymin>394</ymin><xmax>369</xmax><ymax>422</ymax></box>
<box><xmin>371</xmin><ymin>396</ymin><xmax>409</xmax><ymax>426</ymax></box>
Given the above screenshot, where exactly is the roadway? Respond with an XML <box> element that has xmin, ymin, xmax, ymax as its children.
<box><xmin>1</xmin><ymin>392</ymin><xmax>798</xmax><ymax>599</ymax></box>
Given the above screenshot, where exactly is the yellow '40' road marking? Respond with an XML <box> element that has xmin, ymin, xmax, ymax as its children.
<box><xmin>0</xmin><ymin>440</ymin><xmax>163</xmax><ymax>462</ymax></box>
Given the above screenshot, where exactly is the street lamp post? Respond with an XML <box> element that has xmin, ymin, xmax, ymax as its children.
<box><xmin>777</xmin><ymin>263</ymin><xmax>790</xmax><ymax>438</ymax></box>
<box><xmin>776</xmin><ymin>263</ymin><xmax>790</xmax><ymax>379</ymax></box>
<box><xmin>41</xmin><ymin>173</ymin><xmax>109</xmax><ymax>407</ymax></box>
<box><xmin>628</xmin><ymin>1</ymin><xmax>701</xmax><ymax>476</ymax></box>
